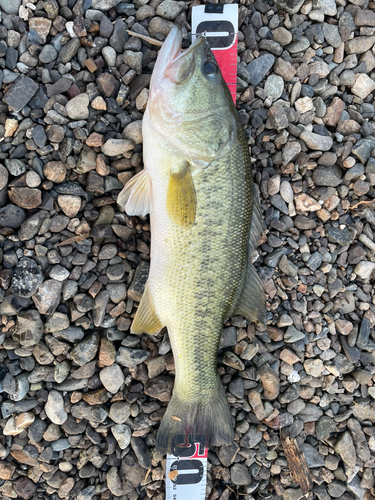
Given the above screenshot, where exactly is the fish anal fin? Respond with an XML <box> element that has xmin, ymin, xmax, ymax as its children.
<box><xmin>131</xmin><ymin>284</ymin><xmax>163</xmax><ymax>335</ymax></box>
<box><xmin>232</xmin><ymin>262</ymin><xmax>266</xmax><ymax>325</ymax></box>
<box><xmin>232</xmin><ymin>186</ymin><xmax>265</xmax><ymax>325</ymax></box>
<box><xmin>166</xmin><ymin>163</ymin><xmax>196</xmax><ymax>227</ymax></box>
<box><xmin>117</xmin><ymin>169</ymin><xmax>151</xmax><ymax>217</ymax></box>
<box><xmin>249</xmin><ymin>187</ymin><xmax>264</xmax><ymax>251</ymax></box>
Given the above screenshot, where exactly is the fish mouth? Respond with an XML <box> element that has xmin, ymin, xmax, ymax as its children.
<box><xmin>150</xmin><ymin>27</ymin><xmax>206</xmax><ymax>88</ymax></box>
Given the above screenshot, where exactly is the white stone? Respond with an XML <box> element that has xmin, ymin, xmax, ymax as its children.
<box><xmin>45</xmin><ymin>390</ymin><xmax>68</xmax><ymax>425</ymax></box>
<box><xmin>111</xmin><ymin>424</ymin><xmax>131</xmax><ymax>449</ymax></box>
<box><xmin>295</xmin><ymin>96</ymin><xmax>314</xmax><ymax>114</ymax></box>
<box><xmin>354</xmin><ymin>261</ymin><xmax>375</xmax><ymax>280</ymax></box>
<box><xmin>99</xmin><ymin>364</ymin><xmax>125</xmax><ymax>394</ymax></box>
<box><xmin>66</xmin><ymin>93</ymin><xmax>89</xmax><ymax>120</ymax></box>
<box><xmin>351</xmin><ymin>74</ymin><xmax>375</xmax><ymax>99</ymax></box>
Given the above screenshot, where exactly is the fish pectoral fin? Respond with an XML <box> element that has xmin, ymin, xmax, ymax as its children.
<box><xmin>232</xmin><ymin>262</ymin><xmax>266</xmax><ymax>325</ymax></box>
<box><xmin>117</xmin><ymin>169</ymin><xmax>151</xmax><ymax>217</ymax></box>
<box><xmin>166</xmin><ymin>162</ymin><xmax>196</xmax><ymax>227</ymax></box>
<box><xmin>131</xmin><ymin>284</ymin><xmax>163</xmax><ymax>335</ymax></box>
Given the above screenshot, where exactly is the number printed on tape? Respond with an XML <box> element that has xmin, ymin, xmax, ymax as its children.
<box><xmin>166</xmin><ymin>435</ymin><xmax>208</xmax><ymax>500</ymax></box>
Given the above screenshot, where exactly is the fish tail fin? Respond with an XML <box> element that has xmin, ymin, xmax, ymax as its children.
<box><xmin>155</xmin><ymin>381</ymin><xmax>233</xmax><ymax>454</ymax></box>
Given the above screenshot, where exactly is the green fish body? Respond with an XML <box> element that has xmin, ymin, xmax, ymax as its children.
<box><xmin>118</xmin><ymin>27</ymin><xmax>265</xmax><ymax>453</ymax></box>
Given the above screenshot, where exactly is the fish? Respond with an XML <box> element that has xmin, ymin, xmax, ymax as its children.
<box><xmin>117</xmin><ymin>26</ymin><xmax>265</xmax><ymax>453</ymax></box>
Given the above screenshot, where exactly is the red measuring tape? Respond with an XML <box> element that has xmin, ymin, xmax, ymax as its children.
<box><xmin>192</xmin><ymin>4</ymin><xmax>239</xmax><ymax>102</ymax></box>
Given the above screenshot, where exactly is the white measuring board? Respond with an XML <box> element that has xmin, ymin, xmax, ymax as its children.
<box><xmin>166</xmin><ymin>435</ymin><xmax>208</xmax><ymax>500</ymax></box>
<box><xmin>192</xmin><ymin>4</ymin><xmax>239</xmax><ymax>102</ymax></box>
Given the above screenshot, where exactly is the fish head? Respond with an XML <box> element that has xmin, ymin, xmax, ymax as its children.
<box><xmin>148</xmin><ymin>27</ymin><xmax>238</xmax><ymax>163</ymax></box>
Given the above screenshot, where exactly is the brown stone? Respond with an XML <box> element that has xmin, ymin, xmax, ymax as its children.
<box><xmin>248</xmin><ymin>390</ymin><xmax>266</xmax><ymax>420</ymax></box>
<box><xmin>29</xmin><ymin>18</ymin><xmax>52</xmax><ymax>43</ymax></box>
<box><xmin>333</xmin><ymin>42</ymin><xmax>345</xmax><ymax>64</ymax></box>
<box><xmin>92</xmin><ymin>96</ymin><xmax>106</xmax><ymax>110</ymax></box>
<box><xmin>0</xmin><ymin>463</ymin><xmax>16</xmax><ymax>480</ymax></box>
<box><xmin>336</xmin><ymin>120</ymin><xmax>361</xmax><ymax>135</ymax></box>
<box><xmin>96</xmin><ymin>154</ymin><xmax>110</xmax><ymax>176</ymax></box>
<box><xmin>353</xmin><ymin>179</ymin><xmax>370</xmax><ymax>196</ymax></box>
<box><xmin>342</xmin><ymin>156</ymin><xmax>356</xmax><ymax>169</ymax></box>
<box><xmin>8</xmin><ymin>188</ymin><xmax>41</xmax><ymax>209</ymax></box>
<box><xmin>86</xmin><ymin>132</ymin><xmax>103</xmax><ymax>147</ymax></box>
<box><xmin>14</xmin><ymin>477</ymin><xmax>36</xmax><ymax>500</ymax></box>
<box><xmin>97</xmin><ymin>73</ymin><xmax>117</xmax><ymax>97</ymax></box>
<box><xmin>118</xmin><ymin>172</ymin><xmax>132</xmax><ymax>186</ymax></box>
<box><xmin>44</xmin><ymin>161</ymin><xmax>66</xmax><ymax>183</ymax></box>
<box><xmin>109</xmin><ymin>301</ymin><xmax>126</xmax><ymax>317</ymax></box>
<box><xmin>101</xmin><ymin>139</ymin><xmax>134</xmax><ymax>157</ymax></box>
<box><xmin>267</xmin><ymin>326</ymin><xmax>284</xmax><ymax>341</ymax></box>
<box><xmin>295</xmin><ymin>193</ymin><xmax>321</xmax><ymax>211</ymax></box>
<box><xmin>279</xmin><ymin>349</ymin><xmax>300</xmax><ymax>365</ymax></box>
<box><xmin>73</xmin><ymin>15</ymin><xmax>87</xmax><ymax>37</ymax></box>
<box><xmin>316</xmin><ymin>208</ymin><xmax>331</xmax><ymax>222</ymax></box>
<box><xmin>274</xmin><ymin>58</ymin><xmax>296</xmax><ymax>81</ymax></box>
<box><xmin>323</xmin><ymin>97</ymin><xmax>344</xmax><ymax>127</ymax></box>
<box><xmin>259</xmin><ymin>365</ymin><xmax>279</xmax><ymax>400</ymax></box>
<box><xmin>84</xmin><ymin>58</ymin><xmax>97</xmax><ymax>73</ymax></box>
<box><xmin>295</xmin><ymin>96</ymin><xmax>313</xmax><ymax>114</ymax></box>
<box><xmin>99</xmin><ymin>337</ymin><xmax>116</xmax><ymax>366</ymax></box>
<box><xmin>10</xmin><ymin>450</ymin><xmax>38</xmax><ymax>466</ymax></box>
<box><xmin>3</xmin><ymin>413</ymin><xmax>35</xmax><ymax>436</ymax></box>
<box><xmin>136</xmin><ymin>88</ymin><xmax>149</xmax><ymax>111</ymax></box>
<box><xmin>88</xmin><ymin>281</ymin><xmax>103</xmax><ymax>298</ymax></box>
<box><xmin>309</xmin><ymin>60</ymin><xmax>330</xmax><ymax>78</ymax></box>
<box><xmin>4</xmin><ymin>118</ymin><xmax>18</xmax><ymax>137</ymax></box>
<box><xmin>57</xmin><ymin>195</ymin><xmax>81</xmax><ymax>218</ymax></box>
<box><xmin>351</xmin><ymin>74</ymin><xmax>375</xmax><ymax>99</ymax></box>
<box><xmin>345</xmin><ymin>35</ymin><xmax>375</xmax><ymax>54</ymax></box>
<box><xmin>335</xmin><ymin>319</ymin><xmax>353</xmax><ymax>335</ymax></box>
<box><xmin>67</xmin><ymin>84</ymin><xmax>81</xmax><ymax>99</ymax></box>
<box><xmin>82</xmin><ymin>387</ymin><xmax>109</xmax><ymax>405</ymax></box>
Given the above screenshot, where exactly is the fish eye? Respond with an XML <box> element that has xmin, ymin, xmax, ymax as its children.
<box><xmin>203</xmin><ymin>61</ymin><xmax>218</xmax><ymax>78</ymax></box>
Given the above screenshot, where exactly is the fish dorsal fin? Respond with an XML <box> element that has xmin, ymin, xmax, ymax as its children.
<box><xmin>117</xmin><ymin>169</ymin><xmax>151</xmax><ymax>217</ymax></box>
<box><xmin>166</xmin><ymin>162</ymin><xmax>196</xmax><ymax>227</ymax></box>
<box><xmin>232</xmin><ymin>189</ymin><xmax>266</xmax><ymax>325</ymax></box>
<box><xmin>131</xmin><ymin>284</ymin><xmax>164</xmax><ymax>335</ymax></box>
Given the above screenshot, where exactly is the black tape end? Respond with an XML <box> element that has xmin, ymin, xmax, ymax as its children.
<box><xmin>204</xmin><ymin>4</ymin><xmax>224</xmax><ymax>14</ymax></box>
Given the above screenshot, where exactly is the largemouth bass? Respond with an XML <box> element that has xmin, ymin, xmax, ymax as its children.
<box><xmin>118</xmin><ymin>27</ymin><xmax>265</xmax><ymax>453</ymax></box>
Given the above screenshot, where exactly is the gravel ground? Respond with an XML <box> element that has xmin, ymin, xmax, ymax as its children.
<box><xmin>0</xmin><ymin>0</ymin><xmax>375</xmax><ymax>498</ymax></box>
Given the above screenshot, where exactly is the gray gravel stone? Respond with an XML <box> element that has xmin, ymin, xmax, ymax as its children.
<box><xmin>11</xmin><ymin>257</ymin><xmax>43</xmax><ymax>298</ymax></box>
<box><xmin>45</xmin><ymin>390</ymin><xmax>67</xmax><ymax>425</ymax></box>
<box><xmin>247</xmin><ymin>54</ymin><xmax>275</xmax><ymax>86</ymax></box>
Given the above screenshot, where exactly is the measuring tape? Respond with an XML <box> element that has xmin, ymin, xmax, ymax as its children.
<box><xmin>166</xmin><ymin>434</ymin><xmax>208</xmax><ymax>500</ymax></box>
<box><xmin>192</xmin><ymin>4</ymin><xmax>239</xmax><ymax>102</ymax></box>
<box><xmin>166</xmin><ymin>7</ymin><xmax>238</xmax><ymax>499</ymax></box>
